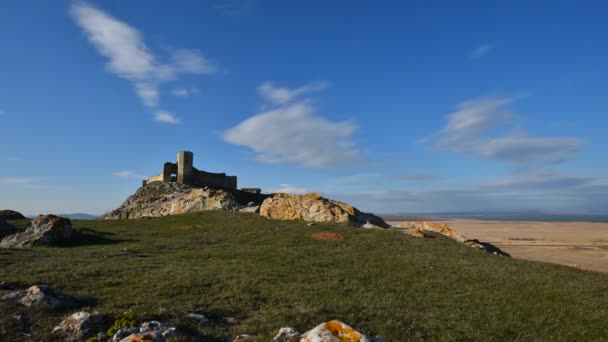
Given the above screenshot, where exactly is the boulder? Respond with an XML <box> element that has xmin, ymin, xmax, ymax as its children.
<box><xmin>300</xmin><ymin>320</ymin><xmax>384</xmax><ymax>342</ymax></box>
<box><xmin>394</xmin><ymin>221</ymin><xmax>466</xmax><ymax>242</ymax></box>
<box><xmin>100</xmin><ymin>182</ymin><xmax>242</xmax><ymax>219</ymax></box>
<box><xmin>117</xmin><ymin>321</ymin><xmax>176</xmax><ymax>342</ymax></box>
<box><xmin>239</xmin><ymin>205</ymin><xmax>260</xmax><ymax>213</ymax></box>
<box><xmin>259</xmin><ymin>193</ymin><xmax>389</xmax><ymax>228</ymax></box>
<box><xmin>465</xmin><ymin>239</ymin><xmax>511</xmax><ymax>257</ymax></box>
<box><xmin>52</xmin><ymin>311</ymin><xmax>108</xmax><ymax>341</ymax></box>
<box><xmin>233</xmin><ymin>334</ymin><xmax>253</xmax><ymax>342</ymax></box>
<box><xmin>0</xmin><ymin>214</ymin><xmax>72</xmax><ymax>248</ymax></box>
<box><xmin>393</xmin><ymin>222</ymin><xmax>510</xmax><ymax>257</ymax></box>
<box><xmin>273</xmin><ymin>327</ymin><xmax>300</xmax><ymax>342</ymax></box>
<box><xmin>2</xmin><ymin>285</ymin><xmax>85</xmax><ymax>309</ymax></box>
<box><xmin>0</xmin><ymin>217</ymin><xmax>16</xmax><ymax>239</ymax></box>
<box><xmin>0</xmin><ymin>210</ymin><xmax>26</xmax><ymax>220</ymax></box>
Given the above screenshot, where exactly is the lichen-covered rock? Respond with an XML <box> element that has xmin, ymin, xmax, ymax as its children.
<box><xmin>273</xmin><ymin>327</ymin><xmax>300</xmax><ymax>342</ymax></box>
<box><xmin>0</xmin><ymin>217</ymin><xmax>16</xmax><ymax>239</ymax></box>
<box><xmin>0</xmin><ymin>215</ymin><xmax>72</xmax><ymax>248</ymax></box>
<box><xmin>259</xmin><ymin>193</ymin><xmax>389</xmax><ymax>228</ymax></box>
<box><xmin>394</xmin><ymin>221</ymin><xmax>466</xmax><ymax>242</ymax></box>
<box><xmin>0</xmin><ymin>210</ymin><xmax>26</xmax><ymax>220</ymax></box>
<box><xmin>52</xmin><ymin>311</ymin><xmax>108</xmax><ymax>341</ymax></box>
<box><xmin>118</xmin><ymin>321</ymin><xmax>176</xmax><ymax>342</ymax></box>
<box><xmin>393</xmin><ymin>222</ymin><xmax>510</xmax><ymax>257</ymax></box>
<box><xmin>300</xmin><ymin>320</ymin><xmax>383</xmax><ymax>342</ymax></box>
<box><xmin>2</xmin><ymin>285</ymin><xmax>85</xmax><ymax>309</ymax></box>
<box><xmin>100</xmin><ymin>182</ymin><xmax>242</xmax><ymax>219</ymax></box>
<box><xmin>233</xmin><ymin>334</ymin><xmax>254</xmax><ymax>342</ymax></box>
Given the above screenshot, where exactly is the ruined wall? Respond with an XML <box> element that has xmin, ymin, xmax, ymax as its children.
<box><xmin>190</xmin><ymin>168</ymin><xmax>237</xmax><ymax>190</ymax></box>
<box><xmin>143</xmin><ymin>151</ymin><xmax>237</xmax><ymax>190</ymax></box>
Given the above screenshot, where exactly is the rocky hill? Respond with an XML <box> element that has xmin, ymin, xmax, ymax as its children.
<box><xmin>99</xmin><ymin>182</ymin><xmax>253</xmax><ymax>220</ymax></box>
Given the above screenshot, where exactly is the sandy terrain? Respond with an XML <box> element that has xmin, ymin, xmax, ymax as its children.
<box><xmin>393</xmin><ymin>219</ymin><xmax>608</xmax><ymax>273</ymax></box>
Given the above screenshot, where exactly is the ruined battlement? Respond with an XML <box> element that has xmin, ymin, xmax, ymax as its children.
<box><xmin>144</xmin><ymin>151</ymin><xmax>237</xmax><ymax>190</ymax></box>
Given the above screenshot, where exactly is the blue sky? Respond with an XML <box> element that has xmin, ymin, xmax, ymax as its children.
<box><xmin>1</xmin><ymin>0</ymin><xmax>607</xmax><ymax>215</ymax></box>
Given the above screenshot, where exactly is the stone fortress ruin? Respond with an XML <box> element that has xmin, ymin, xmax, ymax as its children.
<box><xmin>144</xmin><ymin>151</ymin><xmax>259</xmax><ymax>192</ymax></box>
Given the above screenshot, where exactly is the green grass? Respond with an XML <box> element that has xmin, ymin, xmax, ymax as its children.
<box><xmin>1</xmin><ymin>211</ymin><xmax>607</xmax><ymax>341</ymax></box>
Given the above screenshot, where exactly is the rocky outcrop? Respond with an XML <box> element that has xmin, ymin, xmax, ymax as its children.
<box><xmin>464</xmin><ymin>239</ymin><xmax>511</xmax><ymax>257</ymax></box>
<box><xmin>0</xmin><ymin>217</ymin><xmax>16</xmax><ymax>239</ymax></box>
<box><xmin>99</xmin><ymin>182</ymin><xmax>242</xmax><ymax>219</ymax></box>
<box><xmin>0</xmin><ymin>215</ymin><xmax>72</xmax><ymax>248</ymax></box>
<box><xmin>116</xmin><ymin>321</ymin><xmax>176</xmax><ymax>342</ymax></box>
<box><xmin>273</xmin><ymin>327</ymin><xmax>300</xmax><ymax>342</ymax></box>
<box><xmin>0</xmin><ymin>210</ymin><xmax>26</xmax><ymax>220</ymax></box>
<box><xmin>299</xmin><ymin>320</ymin><xmax>384</xmax><ymax>342</ymax></box>
<box><xmin>2</xmin><ymin>285</ymin><xmax>85</xmax><ymax>309</ymax></box>
<box><xmin>259</xmin><ymin>193</ymin><xmax>389</xmax><ymax>228</ymax></box>
<box><xmin>52</xmin><ymin>311</ymin><xmax>108</xmax><ymax>341</ymax></box>
<box><xmin>393</xmin><ymin>221</ymin><xmax>510</xmax><ymax>257</ymax></box>
<box><xmin>395</xmin><ymin>221</ymin><xmax>466</xmax><ymax>242</ymax></box>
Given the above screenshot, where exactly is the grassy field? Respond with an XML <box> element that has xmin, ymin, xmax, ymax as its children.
<box><xmin>1</xmin><ymin>211</ymin><xmax>607</xmax><ymax>341</ymax></box>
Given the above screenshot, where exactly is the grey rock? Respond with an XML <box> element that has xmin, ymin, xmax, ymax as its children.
<box><xmin>239</xmin><ymin>205</ymin><xmax>260</xmax><ymax>213</ymax></box>
<box><xmin>233</xmin><ymin>334</ymin><xmax>253</xmax><ymax>342</ymax></box>
<box><xmin>273</xmin><ymin>327</ymin><xmax>300</xmax><ymax>342</ymax></box>
<box><xmin>186</xmin><ymin>313</ymin><xmax>210</xmax><ymax>325</ymax></box>
<box><xmin>52</xmin><ymin>311</ymin><xmax>108</xmax><ymax>341</ymax></box>
<box><xmin>0</xmin><ymin>215</ymin><xmax>72</xmax><ymax>248</ymax></box>
<box><xmin>112</xmin><ymin>327</ymin><xmax>138</xmax><ymax>342</ymax></box>
<box><xmin>2</xmin><ymin>285</ymin><xmax>84</xmax><ymax>309</ymax></box>
<box><xmin>100</xmin><ymin>182</ymin><xmax>242</xmax><ymax>219</ymax></box>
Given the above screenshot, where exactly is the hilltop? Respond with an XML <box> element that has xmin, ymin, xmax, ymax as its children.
<box><xmin>0</xmin><ymin>211</ymin><xmax>607</xmax><ymax>341</ymax></box>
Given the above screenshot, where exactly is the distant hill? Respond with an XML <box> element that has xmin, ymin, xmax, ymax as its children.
<box><xmin>58</xmin><ymin>213</ymin><xmax>98</xmax><ymax>220</ymax></box>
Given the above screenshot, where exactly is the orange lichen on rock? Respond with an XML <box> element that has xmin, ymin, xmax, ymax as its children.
<box><xmin>394</xmin><ymin>221</ymin><xmax>466</xmax><ymax>242</ymax></box>
<box><xmin>259</xmin><ymin>193</ymin><xmax>389</xmax><ymax>228</ymax></box>
<box><xmin>312</xmin><ymin>232</ymin><xmax>343</xmax><ymax>241</ymax></box>
<box><xmin>300</xmin><ymin>320</ymin><xmax>380</xmax><ymax>342</ymax></box>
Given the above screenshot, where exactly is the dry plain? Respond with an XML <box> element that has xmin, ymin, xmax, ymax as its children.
<box><xmin>398</xmin><ymin>219</ymin><xmax>608</xmax><ymax>273</ymax></box>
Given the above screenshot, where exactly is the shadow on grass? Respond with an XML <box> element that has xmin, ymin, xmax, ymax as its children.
<box><xmin>59</xmin><ymin>227</ymin><xmax>136</xmax><ymax>248</ymax></box>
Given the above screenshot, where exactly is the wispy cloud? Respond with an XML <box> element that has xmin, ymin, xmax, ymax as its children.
<box><xmin>70</xmin><ymin>2</ymin><xmax>216</xmax><ymax>123</ymax></box>
<box><xmin>154</xmin><ymin>111</ymin><xmax>181</xmax><ymax>124</ymax></box>
<box><xmin>171</xmin><ymin>87</ymin><xmax>200</xmax><ymax>97</ymax></box>
<box><xmin>433</xmin><ymin>96</ymin><xmax>583</xmax><ymax>165</ymax></box>
<box><xmin>112</xmin><ymin>170</ymin><xmax>147</xmax><ymax>180</ymax></box>
<box><xmin>0</xmin><ymin>178</ymin><xmax>49</xmax><ymax>189</ymax></box>
<box><xmin>223</xmin><ymin>82</ymin><xmax>360</xmax><ymax>167</ymax></box>
<box><xmin>471</xmin><ymin>44</ymin><xmax>495</xmax><ymax>59</ymax></box>
<box><xmin>267</xmin><ymin>184</ymin><xmax>309</xmax><ymax>194</ymax></box>
<box><xmin>331</xmin><ymin>172</ymin><xmax>608</xmax><ymax>213</ymax></box>
<box><xmin>258</xmin><ymin>81</ymin><xmax>331</xmax><ymax>105</ymax></box>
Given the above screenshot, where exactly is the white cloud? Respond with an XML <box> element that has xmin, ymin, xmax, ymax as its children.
<box><xmin>434</xmin><ymin>97</ymin><xmax>583</xmax><ymax>164</ymax></box>
<box><xmin>112</xmin><ymin>170</ymin><xmax>147</xmax><ymax>180</ymax></box>
<box><xmin>224</xmin><ymin>101</ymin><xmax>359</xmax><ymax>167</ymax></box>
<box><xmin>171</xmin><ymin>87</ymin><xmax>199</xmax><ymax>97</ymax></box>
<box><xmin>71</xmin><ymin>2</ymin><xmax>215</xmax><ymax>122</ymax></box>
<box><xmin>258</xmin><ymin>81</ymin><xmax>330</xmax><ymax>105</ymax></box>
<box><xmin>471</xmin><ymin>44</ymin><xmax>494</xmax><ymax>59</ymax></box>
<box><xmin>154</xmin><ymin>111</ymin><xmax>181</xmax><ymax>124</ymax></box>
<box><xmin>267</xmin><ymin>185</ymin><xmax>309</xmax><ymax>194</ymax></box>
<box><xmin>172</xmin><ymin>49</ymin><xmax>216</xmax><ymax>74</ymax></box>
